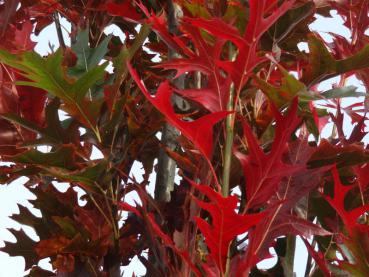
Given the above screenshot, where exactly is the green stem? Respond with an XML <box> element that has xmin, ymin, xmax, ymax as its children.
<box><xmin>221</xmin><ymin>41</ymin><xmax>236</xmax><ymax>197</ymax></box>
<box><xmin>222</xmin><ymin>84</ymin><xmax>235</xmax><ymax>197</ymax></box>
<box><xmin>223</xmin><ymin>42</ymin><xmax>236</xmax><ymax>277</ymax></box>
<box><xmin>285</xmin><ymin>235</ymin><xmax>296</xmax><ymax>275</ymax></box>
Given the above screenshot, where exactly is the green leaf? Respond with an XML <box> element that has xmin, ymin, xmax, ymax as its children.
<box><xmin>297</xmin><ymin>86</ymin><xmax>366</xmax><ymax>103</ymax></box>
<box><xmin>52</xmin><ymin>216</ymin><xmax>79</xmax><ymax>238</ymax></box>
<box><xmin>73</xmin><ymin>62</ymin><xmax>108</xmax><ymax>103</ymax></box>
<box><xmin>69</xmin><ymin>29</ymin><xmax>111</xmax><ymax>77</ymax></box>
<box><xmin>1</xmin><ymin>113</ymin><xmax>59</xmax><ymax>144</ymax></box>
<box><xmin>1</xmin><ymin>113</ymin><xmax>43</xmax><ymax>134</ymax></box>
<box><xmin>321</xmin><ymin>86</ymin><xmax>367</xmax><ymax>99</ymax></box>
<box><xmin>254</xmin><ymin>66</ymin><xmax>306</xmax><ymax>107</ymax></box>
<box><xmin>67</xmin><ymin>160</ymin><xmax>108</xmax><ymax>186</ymax></box>
<box><xmin>44</xmin><ymin>160</ymin><xmax>109</xmax><ymax>193</ymax></box>
<box><xmin>11</xmin><ymin>145</ymin><xmax>76</xmax><ymax>170</ymax></box>
<box><xmin>0</xmin><ymin>48</ymin><xmax>107</xmax><ymax>141</ymax></box>
<box><xmin>302</xmin><ymin>34</ymin><xmax>369</xmax><ymax>86</ymax></box>
<box><xmin>106</xmin><ymin>24</ymin><xmax>150</xmax><ymax>113</ymax></box>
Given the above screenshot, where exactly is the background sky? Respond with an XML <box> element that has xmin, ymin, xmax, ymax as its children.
<box><xmin>0</xmin><ymin>10</ymin><xmax>367</xmax><ymax>277</ymax></box>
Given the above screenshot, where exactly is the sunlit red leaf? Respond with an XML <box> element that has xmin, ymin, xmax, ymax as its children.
<box><xmin>324</xmin><ymin>166</ymin><xmax>369</xmax><ymax>233</ymax></box>
<box><xmin>192</xmin><ymin>182</ymin><xmax>263</xmax><ymax>273</ymax></box>
<box><xmin>128</xmin><ymin>62</ymin><xmax>229</xmax><ymax>158</ymax></box>
<box><xmin>236</xmin><ymin>98</ymin><xmax>301</xmax><ymax>209</ymax></box>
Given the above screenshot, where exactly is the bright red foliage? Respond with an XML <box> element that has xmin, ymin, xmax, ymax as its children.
<box><xmin>0</xmin><ymin>1</ymin><xmax>368</xmax><ymax>276</ymax></box>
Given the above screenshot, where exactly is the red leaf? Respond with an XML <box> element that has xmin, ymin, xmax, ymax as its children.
<box><xmin>324</xmin><ymin>166</ymin><xmax>369</xmax><ymax>233</ymax></box>
<box><xmin>149</xmin><ymin>1</ymin><xmax>294</xmax><ymax>112</ymax></box>
<box><xmin>157</xmin><ymin>22</ymin><xmax>230</xmax><ymax>112</ymax></box>
<box><xmin>118</xmin><ymin>202</ymin><xmax>201</xmax><ymax>276</ymax></box>
<box><xmin>17</xmin><ymin>85</ymin><xmax>47</xmax><ymax>126</ymax></box>
<box><xmin>236</xmin><ymin>208</ymin><xmax>331</xmax><ymax>274</ymax></box>
<box><xmin>35</xmin><ymin>236</ymin><xmax>71</xmax><ymax>258</ymax></box>
<box><xmin>186</xmin><ymin>18</ymin><xmax>246</xmax><ymax>48</ymax></box>
<box><xmin>127</xmin><ymin>62</ymin><xmax>229</xmax><ymax>158</ymax></box>
<box><xmin>354</xmin><ymin>163</ymin><xmax>369</xmax><ymax>192</ymax></box>
<box><xmin>0</xmin><ymin>0</ymin><xmax>18</xmax><ymax>37</ymax></box>
<box><xmin>236</xmin><ymin>98</ymin><xmax>301</xmax><ymax>209</ymax></box>
<box><xmin>185</xmin><ymin>0</ymin><xmax>295</xmax><ymax>89</ymax></box>
<box><xmin>14</xmin><ymin>20</ymin><xmax>36</xmax><ymax>52</ymax></box>
<box><xmin>192</xmin><ymin>182</ymin><xmax>263</xmax><ymax>273</ymax></box>
<box><xmin>138</xmin><ymin>4</ymin><xmax>193</xmax><ymax>57</ymax></box>
<box><xmin>244</xmin><ymin>0</ymin><xmax>295</xmax><ymax>43</ymax></box>
<box><xmin>302</xmin><ymin>238</ymin><xmax>332</xmax><ymax>277</ymax></box>
<box><xmin>105</xmin><ymin>1</ymin><xmax>141</xmax><ymax>22</ymax></box>
<box><xmin>146</xmin><ymin>214</ymin><xmax>201</xmax><ymax>277</ymax></box>
<box><xmin>119</xmin><ymin>202</ymin><xmax>141</xmax><ymax>218</ymax></box>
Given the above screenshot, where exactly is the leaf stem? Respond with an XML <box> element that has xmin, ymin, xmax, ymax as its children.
<box><xmin>223</xmin><ymin>43</ymin><xmax>236</xmax><ymax>277</ymax></box>
<box><xmin>285</xmin><ymin>234</ymin><xmax>296</xmax><ymax>275</ymax></box>
<box><xmin>222</xmin><ymin>83</ymin><xmax>235</xmax><ymax>197</ymax></box>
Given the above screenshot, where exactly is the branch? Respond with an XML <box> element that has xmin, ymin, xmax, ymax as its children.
<box><xmin>154</xmin><ymin>1</ymin><xmax>184</xmax><ymax>202</ymax></box>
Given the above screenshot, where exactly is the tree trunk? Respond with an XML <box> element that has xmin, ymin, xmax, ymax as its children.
<box><xmin>154</xmin><ymin>1</ymin><xmax>185</xmax><ymax>202</ymax></box>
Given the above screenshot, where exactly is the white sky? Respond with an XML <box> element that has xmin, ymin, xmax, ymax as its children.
<box><xmin>0</xmin><ymin>10</ymin><xmax>367</xmax><ymax>277</ymax></box>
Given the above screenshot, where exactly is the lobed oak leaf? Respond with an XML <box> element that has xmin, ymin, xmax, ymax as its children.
<box><xmin>323</xmin><ymin>166</ymin><xmax>369</xmax><ymax>233</ymax></box>
<box><xmin>192</xmin><ymin>182</ymin><xmax>264</xmax><ymax>273</ymax></box>
<box><xmin>186</xmin><ymin>0</ymin><xmax>295</xmax><ymax>89</ymax></box>
<box><xmin>236</xmin><ymin>98</ymin><xmax>301</xmax><ymax>210</ymax></box>
<box><xmin>128</xmin><ymin>62</ymin><xmax>229</xmax><ymax>158</ymax></box>
<box><xmin>1</xmin><ymin>228</ymin><xmax>38</xmax><ymax>270</ymax></box>
<box><xmin>158</xmin><ymin>21</ymin><xmax>231</xmax><ymax>112</ymax></box>
<box><xmin>302</xmin><ymin>33</ymin><xmax>369</xmax><ymax>86</ymax></box>
<box><xmin>138</xmin><ymin>4</ymin><xmax>193</xmax><ymax>57</ymax></box>
<box><xmin>244</xmin><ymin>0</ymin><xmax>296</xmax><ymax>43</ymax></box>
<box><xmin>308</xmin><ymin>139</ymin><xmax>369</xmax><ymax>169</ymax></box>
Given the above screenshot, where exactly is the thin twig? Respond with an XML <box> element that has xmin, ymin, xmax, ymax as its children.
<box><xmin>53</xmin><ymin>12</ymin><xmax>66</xmax><ymax>50</ymax></box>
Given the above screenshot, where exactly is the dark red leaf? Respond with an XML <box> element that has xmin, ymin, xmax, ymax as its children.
<box><xmin>1</xmin><ymin>228</ymin><xmax>38</xmax><ymax>270</ymax></box>
<box><xmin>0</xmin><ymin>0</ymin><xmax>19</xmax><ymax>37</ymax></box>
<box><xmin>354</xmin><ymin>163</ymin><xmax>369</xmax><ymax>192</ymax></box>
<box><xmin>17</xmin><ymin>81</ymin><xmax>47</xmax><ymax>126</ymax></box>
<box><xmin>105</xmin><ymin>1</ymin><xmax>141</xmax><ymax>22</ymax></box>
<box><xmin>118</xmin><ymin>202</ymin><xmax>201</xmax><ymax>276</ymax></box>
<box><xmin>302</xmin><ymin>238</ymin><xmax>332</xmax><ymax>277</ymax></box>
<box><xmin>308</xmin><ymin>139</ymin><xmax>369</xmax><ymax>169</ymax></box>
<box><xmin>146</xmin><ymin>214</ymin><xmax>201</xmax><ymax>277</ymax></box>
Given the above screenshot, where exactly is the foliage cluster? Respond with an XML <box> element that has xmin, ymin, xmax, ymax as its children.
<box><xmin>1</xmin><ymin>0</ymin><xmax>369</xmax><ymax>276</ymax></box>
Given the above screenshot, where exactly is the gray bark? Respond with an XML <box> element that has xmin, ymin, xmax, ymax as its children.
<box><xmin>154</xmin><ymin>1</ymin><xmax>185</xmax><ymax>202</ymax></box>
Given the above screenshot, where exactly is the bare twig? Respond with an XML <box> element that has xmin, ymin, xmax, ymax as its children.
<box><xmin>53</xmin><ymin>12</ymin><xmax>66</xmax><ymax>50</ymax></box>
